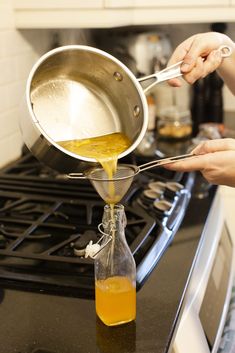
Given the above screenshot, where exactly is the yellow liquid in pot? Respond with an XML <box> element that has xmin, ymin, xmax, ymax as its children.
<box><xmin>95</xmin><ymin>276</ymin><xmax>136</xmax><ymax>326</ymax></box>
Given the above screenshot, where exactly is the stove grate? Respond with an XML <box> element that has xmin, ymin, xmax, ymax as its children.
<box><xmin>0</xmin><ymin>153</ymin><xmax>194</xmax><ymax>296</ymax></box>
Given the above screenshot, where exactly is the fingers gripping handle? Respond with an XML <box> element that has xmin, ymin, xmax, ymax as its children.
<box><xmin>138</xmin><ymin>45</ymin><xmax>232</xmax><ymax>94</ymax></box>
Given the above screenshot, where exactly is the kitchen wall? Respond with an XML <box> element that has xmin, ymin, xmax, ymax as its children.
<box><xmin>0</xmin><ymin>0</ymin><xmax>52</xmax><ymax>168</ymax></box>
<box><xmin>0</xmin><ymin>1</ymin><xmax>95</xmax><ymax>169</ymax></box>
<box><xmin>0</xmin><ymin>1</ymin><xmax>235</xmax><ymax>169</ymax></box>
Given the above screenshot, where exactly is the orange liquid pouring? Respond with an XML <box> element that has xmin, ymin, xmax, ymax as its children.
<box><xmin>57</xmin><ymin>132</ymin><xmax>130</xmax><ymax>178</ymax></box>
<box><xmin>95</xmin><ymin>276</ymin><xmax>136</xmax><ymax>326</ymax></box>
<box><xmin>58</xmin><ymin>132</ymin><xmax>131</xmax><ymax>204</ymax></box>
<box><xmin>58</xmin><ymin>133</ymin><xmax>136</xmax><ymax>326</ymax></box>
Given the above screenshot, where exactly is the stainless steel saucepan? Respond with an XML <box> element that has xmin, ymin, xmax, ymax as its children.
<box><xmin>20</xmin><ymin>45</ymin><xmax>231</xmax><ymax>172</ymax></box>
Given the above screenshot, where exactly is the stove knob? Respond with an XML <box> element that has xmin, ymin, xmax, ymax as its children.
<box><xmin>153</xmin><ymin>199</ymin><xmax>172</xmax><ymax>219</ymax></box>
<box><xmin>148</xmin><ymin>181</ymin><xmax>166</xmax><ymax>194</ymax></box>
<box><xmin>140</xmin><ymin>189</ymin><xmax>162</xmax><ymax>206</ymax></box>
<box><xmin>164</xmin><ymin>182</ymin><xmax>184</xmax><ymax>199</ymax></box>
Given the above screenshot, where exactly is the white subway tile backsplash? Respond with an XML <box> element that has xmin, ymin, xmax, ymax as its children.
<box><xmin>0</xmin><ymin>2</ymin><xmax>51</xmax><ymax>168</ymax></box>
<box><xmin>2</xmin><ymin>80</ymin><xmax>25</xmax><ymax>111</ymax></box>
<box><xmin>0</xmin><ymin>108</ymin><xmax>20</xmax><ymax>139</ymax></box>
<box><xmin>0</xmin><ymin>85</ymin><xmax>9</xmax><ymax>113</ymax></box>
<box><xmin>1</xmin><ymin>30</ymin><xmax>37</xmax><ymax>57</ymax></box>
<box><xmin>0</xmin><ymin>1</ymin><xmax>14</xmax><ymax>30</ymax></box>
<box><xmin>0</xmin><ymin>138</ymin><xmax>10</xmax><ymax>168</ymax></box>
<box><xmin>0</xmin><ymin>137</ymin><xmax>16</xmax><ymax>169</ymax></box>
<box><xmin>0</xmin><ymin>56</ymin><xmax>17</xmax><ymax>85</ymax></box>
<box><xmin>0</xmin><ymin>131</ymin><xmax>23</xmax><ymax>169</ymax></box>
<box><xmin>9</xmin><ymin>131</ymin><xmax>24</xmax><ymax>160</ymax></box>
<box><xmin>15</xmin><ymin>52</ymin><xmax>37</xmax><ymax>80</ymax></box>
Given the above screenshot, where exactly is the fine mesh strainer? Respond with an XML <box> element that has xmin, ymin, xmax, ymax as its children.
<box><xmin>68</xmin><ymin>152</ymin><xmax>195</xmax><ymax>203</ymax></box>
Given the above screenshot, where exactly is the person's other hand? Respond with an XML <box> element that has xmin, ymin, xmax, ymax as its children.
<box><xmin>165</xmin><ymin>138</ymin><xmax>235</xmax><ymax>187</ymax></box>
<box><xmin>167</xmin><ymin>32</ymin><xmax>228</xmax><ymax>87</ymax></box>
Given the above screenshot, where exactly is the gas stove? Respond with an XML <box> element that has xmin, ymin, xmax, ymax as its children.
<box><xmin>0</xmin><ymin>152</ymin><xmax>195</xmax><ymax>297</ymax></box>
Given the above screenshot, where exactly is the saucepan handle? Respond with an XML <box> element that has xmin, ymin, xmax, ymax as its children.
<box><xmin>138</xmin><ymin>61</ymin><xmax>183</xmax><ymax>93</ymax></box>
<box><xmin>137</xmin><ymin>45</ymin><xmax>232</xmax><ymax>94</ymax></box>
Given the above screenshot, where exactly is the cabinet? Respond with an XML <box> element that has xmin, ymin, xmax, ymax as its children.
<box><xmin>105</xmin><ymin>0</ymin><xmax>229</xmax><ymax>7</ymax></box>
<box><xmin>13</xmin><ymin>0</ymin><xmax>104</xmax><ymax>9</ymax></box>
<box><xmin>13</xmin><ymin>0</ymin><xmax>132</xmax><ymax>28</ymax></box>
<box><xmin>13</xmin><ymin>0</ymin><xmax>234</xmax><ymax>28</ymax></box>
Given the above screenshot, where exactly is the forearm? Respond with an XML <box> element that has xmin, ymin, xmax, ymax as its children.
<box><xmin>217</xmin><ymin>35</ymin><xmax>235</xmax><ymax>95</ymax></box>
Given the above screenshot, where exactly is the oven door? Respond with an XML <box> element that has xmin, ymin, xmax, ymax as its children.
<box><xmin>171</xmin><ymin>191</ymin><xmax>234</xmax><ymax>353</ymax></box>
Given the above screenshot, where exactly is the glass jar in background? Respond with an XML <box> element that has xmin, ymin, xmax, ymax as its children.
<box><xmin>157</xmin><ymin>106</ymin><xmax>192</xmax><ymax>140</ymax></box>
<box><xmin>95</xmin><ymin>204</ymin><xmax>136</xmax><ymax>326</ymax></box>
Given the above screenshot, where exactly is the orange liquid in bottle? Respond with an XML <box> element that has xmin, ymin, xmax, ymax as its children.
<box><xmin>95</xmin><ymin>276</ymin><xmax>136</xmax><ymax>326</ymax></box>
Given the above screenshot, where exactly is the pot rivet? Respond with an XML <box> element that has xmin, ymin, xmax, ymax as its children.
<box><xmin>133</xmin><ymin>105</ymin><xmax>140</xmax><ymax>118</ymax></box>
<box><xmin>113</xmin><ymin>72</ymin><xmax>123</xmax><ymax>81</ymax></box>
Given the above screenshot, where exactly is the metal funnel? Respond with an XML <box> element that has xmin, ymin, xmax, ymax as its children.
<box><xmin>86</xmin><ymin>165</ymin><xmax>137</xmax><ymax>204</ymax></box>
<box><xmin>68</xmin><ymin>152</ymin><xmax>195</xmax><ymax>203</ymax></box>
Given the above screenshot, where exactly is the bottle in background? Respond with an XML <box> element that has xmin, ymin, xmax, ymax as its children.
<box><xmin>191</xmin><ymin>22</ymin><xmax>227</xmax><ymax>134</ymax></box>
<box><xmin>206</xmin><ymin>22</ymin><xmax>227</xmax><ymax>124</ymax></box>
<box><xmin>191</xmin><ymin>77</ymin><xmax>209</xmax><ymax>136</ymax></box>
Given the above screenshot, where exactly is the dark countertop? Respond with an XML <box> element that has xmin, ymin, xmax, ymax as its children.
<box><xmin>0</xmin><ymin>188</ymin><xmax>215</xmax><ymax>353</ymax></box>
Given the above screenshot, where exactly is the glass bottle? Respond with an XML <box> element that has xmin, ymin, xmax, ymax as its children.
<box><xmin>95</xmin><ymin>204</ymin><xmax>136</xmax><ymax>326</ymax></box>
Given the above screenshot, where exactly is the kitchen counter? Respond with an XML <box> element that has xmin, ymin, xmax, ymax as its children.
<box><xmin>0</xmin><ymin>184</ymin><xmax>215</xmax><ymax>353</ymax></box>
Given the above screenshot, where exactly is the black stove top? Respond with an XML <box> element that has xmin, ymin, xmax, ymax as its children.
<box><xmin>0</xmin><ymin>153</ymin><xmax>195</xmax><ymax>297</ymax></box>
<box><xmin>0</xmin><ymin>151</ymin><xmax>217</xmax><ymax>353</ymax></box>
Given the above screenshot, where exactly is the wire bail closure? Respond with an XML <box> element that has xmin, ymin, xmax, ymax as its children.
<box><xmin>84</xmin><ymin>223</ymin><xmax>112</xmax><ymax>259</ymax></box>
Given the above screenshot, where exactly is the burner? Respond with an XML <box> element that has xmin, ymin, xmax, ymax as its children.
<box><xmin>144</xmin><ymin>189</ymin><xmax>161</xmax><ymax>199</ymax></box>
<box><xmin>0</xmin><ymin>181</ymin><xmax>157</xmax><ymax>295</ymax></box>
<box><xmin>142</xmin><ymin>189</ymin><xmax>161</xmax><ymax>203</ymax></box>
<box><xmin>73</xmin><ymin>230</ymin><xmax>99</xmax><ymax>257</ymax></box>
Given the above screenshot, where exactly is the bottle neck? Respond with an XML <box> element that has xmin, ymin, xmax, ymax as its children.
<box><xmin>102</xmin><ymin>204</ymin><xmax>126</xmax><ymax>237</ymax></box>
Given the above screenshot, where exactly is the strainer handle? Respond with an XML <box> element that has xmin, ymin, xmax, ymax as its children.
<box><xmin>138</xmin><ymin>153</ymin><xmax>195</xmax><ymax>172</ymax></box>
<box><xmin>67</xmin><ymin>173</ymin><xmax>86</xmax><ymax>179</ymax></box>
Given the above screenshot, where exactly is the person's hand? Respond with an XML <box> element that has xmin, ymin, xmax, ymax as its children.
<box><xmin>167</xmin><ymin>32</ymin><xmax>233</xmax><ymax>87</ymax></box>
<box><xmin>165</xmin><ymin>138</ymin><xmax>235</xmax><ymax>187</ymax></box>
